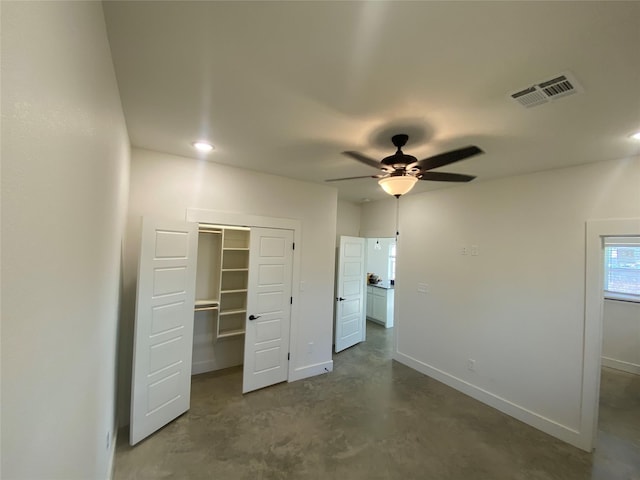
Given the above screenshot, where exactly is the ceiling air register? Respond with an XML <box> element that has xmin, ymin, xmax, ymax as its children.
<box><xmin>509</xmin><ymin>72</ymin><xmax>584</xmax><ymax>108</ymax></box>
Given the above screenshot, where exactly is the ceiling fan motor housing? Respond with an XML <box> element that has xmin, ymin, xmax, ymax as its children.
<box><xmin>382</xmin><ymin>133</ymin><xmax>416</xmax><ymax>167</ymax></box>
<box><xmin>381</xmin><ymin>153</ymin><xmax>417</xmax><ymax>167</ymax></box>
<box><xmin>391</xmin><ymin>134</ymin><xmax>409</xmax><ymax>147</ymax></box>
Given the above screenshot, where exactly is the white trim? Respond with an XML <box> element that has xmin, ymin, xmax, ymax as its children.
<box><xmin>185</xmin><ymin>208</ymin><xmax>302</xmax><ymax>384</ymax></box>
<box><xmin>191</xmin><ymin>359</ymin><xmax>241</xmax><ymax>376</ymax></box>
<box><xmin>601</xmin><ymin>357</ymin><xmax>640</xmax><ymax>375</ymax></box>
<box><xmin>289</xmin><ymin>360</ymin><xmax>334</xmax><ymax>382</ymax></box>
<box><xmin>187</xmin><ymin>208</ymin><xmax>299</xmax><ymax>231</ymax></box>
<box><xmin>394</xmin><ymin>351</ymin><xmax>584</xmax><ymax>449</ymax></box>
<box><xmin>584</xmin><ymin>218</ymin><xmax>640</xmax><ymax>450</ymax></box>
<box><xmin>604</xmin><ymin>292</ymin><xmax>640</xmax><ymax>303</ymax></box>
<box><xmin>106</xmin><ymin>426</ymin><xmax>118</xmax><ymax>480</ymax></box>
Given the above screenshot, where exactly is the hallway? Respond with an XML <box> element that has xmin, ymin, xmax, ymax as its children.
<box><xmin>114</xmin><ymin>322</ymin><xmax>639</xmax><ymax>479</ymax></box>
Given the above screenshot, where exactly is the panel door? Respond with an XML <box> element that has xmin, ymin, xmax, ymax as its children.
<box><xmin>335</xmin><ymin>236</ymin><xmax>366</xmax><ymax>352</ymax></box>
<box><xmin>243</xmin><ymin>228</ymin><xmax>294</xmax><ymax>394</ymax></box>
<box><xmin>130</xmin><ymin>218</ymin><xmax>198</xmax><ymax>445</ymax></box>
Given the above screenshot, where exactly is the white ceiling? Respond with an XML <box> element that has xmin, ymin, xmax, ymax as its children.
<box><xmin>103</xmin><ymin>1</ymin><xmax>640</xmax><ymax>203</ymax></box>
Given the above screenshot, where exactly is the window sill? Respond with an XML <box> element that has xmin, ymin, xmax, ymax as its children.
<box><xmin>604</xmin><ymin>293</ymin><xmax>640</xmax><ymax>304</ymax></box>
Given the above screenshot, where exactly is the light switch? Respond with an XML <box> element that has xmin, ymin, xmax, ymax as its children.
<box><xmin>471</xmin><ymin>245</ymin><xmax>479</xmax><ymax>256</ymax></box>
<box><xmin>417</xmin><ymin>283</ymin><xmax>429</xmax><ymax>294</ymax></box>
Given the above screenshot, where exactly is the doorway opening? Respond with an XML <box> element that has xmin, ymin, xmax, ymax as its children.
<box><xmin>596</xmin><ymin>235</ymin><xmax>640</xmax><ymax>471</ymax></box>
<box><xmin>583</xmin><ymin>218</ymin><xmax>640</xmax><ymax>451</ymax></box>
<box><xmin>334</xmin><ymin>236</ymin><xmax>397</xmax><ymax>353</ymax></box>
<box><xmin>365</xmin><ymin>238</ymin><xmax>396</xmax><ymax>329</ymax></box>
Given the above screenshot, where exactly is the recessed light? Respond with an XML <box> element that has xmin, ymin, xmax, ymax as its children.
<box><xmin>192</xmin><ymin>141</ymin><xmax>214</xmax><ymax>152</ymax></box>
<box><xmin>630</xmin><ymin>131</ymin><xmax>640</xmax><ymax>141</ymax></box>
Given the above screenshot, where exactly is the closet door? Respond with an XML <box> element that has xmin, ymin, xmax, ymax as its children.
<box><xmin>130</xmin><ymin>218</ymin><xmax>198</xmax><ymax>445</ymax></box>
<box><xmin>243</xmin><ymin>228</ymin><xmax>294</xmax><ymax>393</ymax></box>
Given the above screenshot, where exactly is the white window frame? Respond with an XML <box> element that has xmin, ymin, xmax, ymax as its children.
<box><xmin>388</xmin><ymin>242</ymin><xmax>396</xmax><ymax>281</ymax></box>
<box><xmin>603</xmin><ymin>237</ymin><xmax>640</xmax><ymax>303</ymax></box>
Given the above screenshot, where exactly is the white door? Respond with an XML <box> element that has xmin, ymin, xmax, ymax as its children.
<box><xmin>335</xmin><ymin>236</ymin><xmax>366</xmax><ymax>352</ymax></box>
<box><xmin>130</xmin><ymin>218</ymin><xmax>198</xmax><ymax>445</ymax></box>
<box><xmin>243</xmin><ymin>228</ymin><xmax>294</xmax><ymax>394</ymax></box>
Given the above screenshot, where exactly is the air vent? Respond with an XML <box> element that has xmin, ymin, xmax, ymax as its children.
<box><xmin>509</xmin><ymin>72</ymin><xmax>584</xmax><ymax>108</ymax></box>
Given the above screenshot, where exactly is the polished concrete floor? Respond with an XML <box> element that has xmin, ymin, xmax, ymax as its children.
<box><xmin>114</xmin><ymin>322</ymin><xmax>640</xmax><ymax>479</ymax></box>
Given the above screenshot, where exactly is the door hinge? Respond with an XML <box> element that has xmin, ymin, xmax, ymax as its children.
<box><xmin>288</xmin><ymin>352</ymin><xmax>290</xmax><ymax>360</ymax></box>
<box><xmin>290</xmin><ymin>296</ymin><xmax>293</xmax><ymax>305</ymax></box>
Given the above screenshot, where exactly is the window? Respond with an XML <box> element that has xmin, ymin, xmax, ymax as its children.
<box><xmin>604</xmin><ymin>237</ymin><xmax>640</xmax><ymax>302</ymax></box>
<box><xmin>388</xmin><ymin>243</ymin><xmax>396</xmax><ymax>281</ymax></box>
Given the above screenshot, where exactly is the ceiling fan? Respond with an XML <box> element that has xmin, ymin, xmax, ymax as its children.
<box><xmin>326</xmin><ymin>134</ymin><xmax>484</xmax><ymax>197</ymax></box>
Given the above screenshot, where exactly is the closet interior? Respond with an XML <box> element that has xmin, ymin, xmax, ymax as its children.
<box><xmin>192</xmin><ymin>224</ymin><xmax>250</xmax><ymax>375</ymax></box>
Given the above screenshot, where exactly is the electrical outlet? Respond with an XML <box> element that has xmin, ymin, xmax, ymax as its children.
<box><xmin>471</xmin><ymin>245</ymin><xmax>479</xmax><ymax>256</ymax></box>
<box><xmin>467</xmin><ymin>359</ymin><xmax>476</xmax><ymax>371</ymax></box>
<box><xmin>461</xmin><ymin>246</ymin><xmax>468</xmax><ymax>255</ymax></box>
<box><xmin>417</xmin><ymin>283</ymin><xmax>429</xmax><ymax>294</ymax></box>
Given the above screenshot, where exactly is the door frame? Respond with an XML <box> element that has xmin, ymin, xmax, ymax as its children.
<box><xmin>186</xmin><ymin>208</ymin><xmax>301</xmax><ymax>383</ymax></box>
<box><xmin>582</xmin><ymin>217</ymin><xmax>640</xmax><ymax>451</ymax></box>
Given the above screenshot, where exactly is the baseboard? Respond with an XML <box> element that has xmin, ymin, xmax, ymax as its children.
<box><xmin>394</xmin><ymin>350</ymin><xmax>588</xmax><ymax>451</ymax></box>
<box><xmin>289</xmin><ymin>360</ymin><xmax>333</xmax><ymax>382</ymax></box>
<box><xmin>106</xmin><ymin>424</ymin><xmax>118</xmax><ymax>480</ymax></box>
<box><xmin>191</xmin><ymin>358</ymin><xmax>242</xmax><ymax>376</ymax></box>
<box><xmin>602</xmin><ymin>356</ymin><xmax>640</xmax><ymax>375</ymax></box>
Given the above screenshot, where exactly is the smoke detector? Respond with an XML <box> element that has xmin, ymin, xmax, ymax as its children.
<box><xmin>509</xmin><ymin>72</ymin><xmax>584</xmax><ymax>108</ymax></box>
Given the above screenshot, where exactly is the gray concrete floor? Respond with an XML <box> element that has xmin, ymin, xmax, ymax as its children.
<box><xmin>114</xmin><ymin>322</ymin><xmax>640</xmax><ymax>479</ymax></box>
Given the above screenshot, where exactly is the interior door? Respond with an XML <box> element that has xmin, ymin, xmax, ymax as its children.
<box><xmin>243</xmin><ymin>228</ymin><xmax>294</xmax><ymax>394</ymax></box>
<box><xmin>335</xmin><ymin>236</ymin><xmax>366</xmax><ymax>352</ymax></box>
<box><xmin>130</xmin><ymin>217</ymin><xmax>198</xmax><ymax>445</ymax></box>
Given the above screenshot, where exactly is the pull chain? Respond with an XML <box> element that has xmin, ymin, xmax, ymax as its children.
<box><xmin>395</xmin><ymin>195</ymin><xmax>400</xmax><ymax>240</ymax></box>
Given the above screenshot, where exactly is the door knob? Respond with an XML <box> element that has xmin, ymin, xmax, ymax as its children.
<box><xmin>249</xmin><ymin>314</ymin><xmax>261</xmax><ymax>321</ymax></box>
<box><xmin>337</xmin><ymin>297</ymin><xmax>345</xmax><ymax>301</ymax></box>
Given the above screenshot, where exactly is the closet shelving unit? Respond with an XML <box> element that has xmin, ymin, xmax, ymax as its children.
<box><xmin>194</xmin><ymin>224</ymin><xmax>250</xmax><ymax>340</ymax></box>
<box><xmin>218</xmin><ymin>228</ymin><xmax>250</xmax><ymax>338</ymax></box>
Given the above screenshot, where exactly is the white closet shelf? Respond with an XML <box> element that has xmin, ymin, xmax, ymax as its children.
<box><xmin>221</xmin><ymin>268</ymin><xmax>249</xmax><ymax>272</ymax></box>
<box><xmin>222</xmin><ymin>247</ymin><xmax>249</xmax><ymax>251</ymax></box>
<box><xmin>194</xmin><ymin>306</ymin><xmax>218</xmax><ymax>312</ymax></box>
<box><xmin>220</xmin><ymin>289</ymin><xmax>247</xmax><ymax>294</ymax></box>
<box><xmin>217</xmin><ymin>329</ymin><xmax>245</xmax><ymax>338</ymax></box>
<box><xmin>195</xmin><ymin>299</ymin><xmax>219</xmax><ymax>306</ymax></box>
<box><xmin>219</xmin><ymin>308</ymin><xmax>247</xmax><ymax>316</ymax></box>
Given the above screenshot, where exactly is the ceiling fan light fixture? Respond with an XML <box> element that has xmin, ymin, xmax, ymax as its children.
<box><xmin>378</xmin><ymin>175</ymin><xmax>418</xmax><ymax>197</ymax></box>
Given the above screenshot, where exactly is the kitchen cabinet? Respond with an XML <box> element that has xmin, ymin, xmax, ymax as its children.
<box><xmin>366</xmin><ymin>285</ymin><xmax>394</xmax><ymax>328</ymax></box>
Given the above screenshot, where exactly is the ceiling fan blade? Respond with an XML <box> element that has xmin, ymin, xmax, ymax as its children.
<box><xmin>342</xmin><ymin>151</ymin><xmax>382</xmax><ymax>169</ymax></box>
<box><xmin>415</xmin><ymin>146</ymin><xmax>484</xmax><ymax>171</ymax></box>
<box><xmin>419</xmin><ymin>172</ymin><xmax>476</xmax><ymax>182</ymax></box>
<box><xmin>325</xmin><ymin>174</ymin><xmax>384</xmax><ymax>182</ymax></box>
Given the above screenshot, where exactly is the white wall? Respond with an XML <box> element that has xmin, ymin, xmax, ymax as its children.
<box><xmin>120</xmin><ymin>148</ymin><xmax>337</xmax><ymax>425</ymax></box>
<box><xmin>602</xmin><ymin>299</ymin><xmax>640</xmax><ymax>375</ymax></box>
<box><xmin>1</xmin><ymin>2</ymin><xmax>130</xmax><ymax>479</ymax></box>
<box><xmin>360</xmin><ymin>199</ymin><xmax>397</xmax><ymax>238</ymax></box>
<box><xmin>335</xmin><ymin>199</ymin><xmax>361</xmax><ymax>242</ymax></box>
<box><xmin>362</xmin><ymin>156</ymin><xmax>640</xmax><ymax>449</ymax></box>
